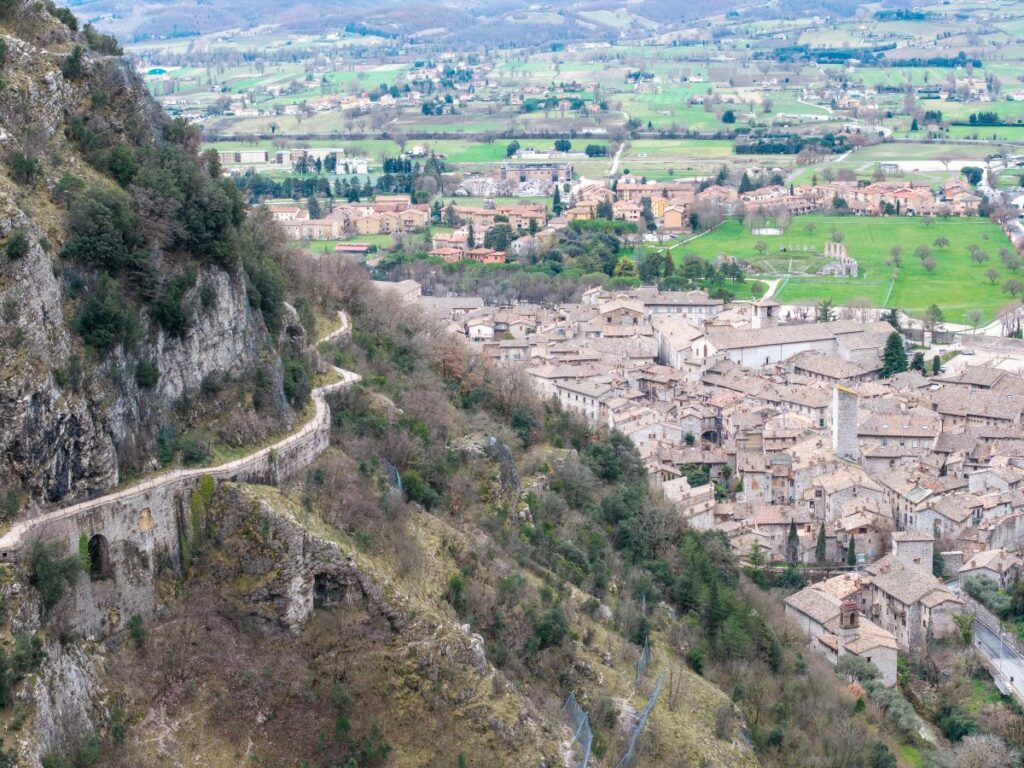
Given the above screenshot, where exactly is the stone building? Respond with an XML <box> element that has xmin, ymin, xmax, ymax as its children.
<box><xmin>785</xmin><ymin>576</ymin><xmax>899</xmax><ymax>687</ymax></box>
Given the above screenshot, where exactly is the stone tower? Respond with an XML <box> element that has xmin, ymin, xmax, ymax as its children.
<box><xmin>751</xmin><ymin>297</ymin><xmax>780</xmax><ymax>329</ymax></box>
<box><xmin>832</xmin><ymin>386</ymin><xmax>859</xmax><ymax>462</ymax></box>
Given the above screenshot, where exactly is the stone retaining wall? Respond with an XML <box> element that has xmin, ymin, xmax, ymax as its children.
<box><xmin>0</xmin><ymin>369</ymin><xmax>358</xmax><ymax>637</ymax></box>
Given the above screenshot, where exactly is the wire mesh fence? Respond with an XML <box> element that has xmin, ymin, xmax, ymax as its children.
<box><xmin>635</xmin><ymin>636</ymin><xmax>650</xmax><ymax>687</ymax></box>
<box><xmin>380</xmin><ymin>458</ymin><xmax>402</xmax><ymax>492</ymax></box>
<box><xmin>617</xmin><ymin>672</ymin><xmax>664</xmax><ymax>768</ymax></box>
<box><xmin>562</xmin><ymin>692</ymin><xmax>593</xmax><ymax>768</ymax></box>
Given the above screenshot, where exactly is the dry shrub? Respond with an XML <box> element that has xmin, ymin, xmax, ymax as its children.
<box><xmin>309</xmin><ymin>451</ymin><xmax>386</xmax><ymax>535</ymax></box>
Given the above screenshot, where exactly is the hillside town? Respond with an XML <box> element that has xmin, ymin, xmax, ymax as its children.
<box><xmin>375</xmin><ymin>270</ymin><xmax>1024</xmax><ymax>688</ymax></box>
<box><xmin>264</xmin><ymin>161</ymin><xmax>993</xmax><ymax>268</ymax></box>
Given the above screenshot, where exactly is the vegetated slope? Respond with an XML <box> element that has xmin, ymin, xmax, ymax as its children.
<box><xmin>0</xmin><ymin>0</ymin><xmax>318</xmax><ymax>509</ymax></box>
<box><xmin>59</xmin><ymin>263</ymin><xmax>912</xmax><ymax>767</ymax></box>
<box><xmin>58</xmin><ymin>265</ymin><xmax>748</xmax><ymax>768</ymax></box>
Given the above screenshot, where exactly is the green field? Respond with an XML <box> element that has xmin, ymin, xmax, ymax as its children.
<box><xmin>674</xmin><ymin>215</ymin><xmax>1018</xmax><ymax>323</ymax></box>
<box><xmin>435</xmin><ymin>196</ymin><xmax>552</xmax><ymax>210</ymax></box>
<box><xmin>298</xmin><ymin>234</ymin><xmax>396</xmax><ymax>253</ymax></box>
<box><xmin>851</xmin><ymin>142</ymin><xmax>1009</xmax><ymax>162</ymax></box>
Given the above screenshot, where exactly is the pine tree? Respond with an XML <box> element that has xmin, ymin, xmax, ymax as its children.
<box><xmin>932</xmin><ymin>354</ymin><xmax>942</xmax><ymax>376</ymax></box>
<box><xmin>786</xmin><ymin>520</ymin><xmax>799</xmax><ymax>564</ymax></box>
<box><xmin>846</xmin><ymin>536</ymin><xmax>857</xmax><ymax>567</ymax></box>
<box><xmin>881</xmin><ymin>307</ymin><xmax>900</xmax><ymax>330</ymax></box>
<box><xmin>747</xmin><ymin>542</ymin><xmax>766</xmax><ymax>572</ymax></box>
<box><xmin>910</xmin><ymin>352</ymin><xmax>925</xmax><ymax>372</ymax></box>
<box><xmin>662</xmin><ymin>251</ymin><xmax>675</xmax><ymax>277</ymax></box>
<box><xmin>552</xmin><ymin>187</ymin><xmax>562</xmax><ymax>216</ymax></box>
<box><xmin>815</xmin><ymin>523</ymin><xmax>826</xmax><ymax>564</ymax></box>
<box><xmin>467</xmin><ymin>222</ymin><xmax>475</xmax><ymax>248</ymax></box>
<box><xmin>738</xmin><ymin>172</ymin><xmax>753</xmax><ymax>193</ymax></box>
<box><xmin>816</xmin><ymin>299</ymin><xmax>836</xmax><ymax>323</ymax></box>
<box><xmin>932</xmin><ymin>549</ymin><xmax>945</xmax><ymax>578</ymax></box>
<box><xmin>880</xmin><ymin>331</ymin><xmax>908</xmax><ymax>378</ymax></box>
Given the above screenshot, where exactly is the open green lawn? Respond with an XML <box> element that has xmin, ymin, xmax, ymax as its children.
<box><xmin>620</xmin><ymin>94</ymin><xmax>727</xmax><ymax>132</ymax></box>
<box><xmin>298</xmin><ymin>234</ymin><xmax>395</xmax><ymax>253</ymax></box>
<box><xmin>852</xmin><ymin>142</ymin><xmax>1009</xmax><ymax>162</ymax></box>
<box><xmin>435</xmin><ymin>195</ymin><xmax>552</xmax><ymax>210</ymax></box>
<box><xmin>626</xmin><ymin>139</ymin><xmax>735</xmax><ymax>160</ymax></box>
<box><xmin>675</xmin><ymin>215</ymin><xmax>1018</xmax><ymax>323</ymax></box>
<box><xmin>945</xmin><ymin>124</ymin><xmax>1024</xmax><ymax>142</ymax></box>
<box><xmin>773</xmin><ymin>277</ymin><xmax>894</xmax><ymax>308</ymax></box>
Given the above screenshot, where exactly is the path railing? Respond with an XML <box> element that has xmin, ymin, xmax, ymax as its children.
<box><xmin>0</xmin><ymin>357</ymin><xmax>360</xmax><ymax>561</ymax></box>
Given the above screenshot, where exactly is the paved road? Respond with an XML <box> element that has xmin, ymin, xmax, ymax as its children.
<box><xmin>608</xmin><ymin>131</ymin><xmax>627</xmax><ymax>176</ymax></box>
<box><xmin>974</xmin><ymin>618</ymin><xmax>1024</xmax><ymax>701</ymax></box>
<box><xmin>948</xmin><ymin>578</ymin><xmax>1024</xmax><ymax>700</ymax></box>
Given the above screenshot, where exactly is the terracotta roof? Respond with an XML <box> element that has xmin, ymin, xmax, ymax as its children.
<box><xmin>865</xmin><ymin>554</ymin><xmax>962</xmax><ymax>608</ymax></box>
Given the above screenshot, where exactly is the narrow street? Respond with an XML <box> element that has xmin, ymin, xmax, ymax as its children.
<box><xmin>974</xmin><ymin>618</ymin><xmax>1024</xmax><ymax>702</ymax></box>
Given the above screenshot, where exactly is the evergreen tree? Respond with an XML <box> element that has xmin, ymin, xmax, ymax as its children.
<box><xmin>815</xmin><ymin>299</ymin><xmax>836</xmax><ymax>323</ymax></box>
<box><xmin>552</xmin><ymin>187</ymin><xmax>562</xmax><ymax>216</ymax></box>
<box><xmin>881</xmin><ymin>307</ymin><xmax>900</xmax><ymax>330</ymax></box>
<box><xmin>747</xmin><ymin>542</ymin><xmax>765</xmax><ymax>573</ymax></box>
<box><xmin>637</xmin><ymin>251</ymin><xmax>663</xmax><ymax>283</ymax></box>
<box><xmin>932</xmin><ymin>354</ymin><xmax>942</xmax><ymax>375</ymax></box>
<box><xmin>880</xmin><ymin>332</ymin><xmax>908</xmax><ymax>378</ymax></box>
<box><xmin>662</xmin><ymin>251</ymin><xmax>675</xmax><ymax>277</ymax></box>
<box><xmin>613</xmin><ymin>256</ymin><xmax>638</xmax><ymax>278</ymax></box>
<box><xmin>910</xmin><ymin>352</ymin><xmax>925</xmax><ymax>372</ymax></box>
<box><xmin>786</xmin><ymin>520</ymin><xmax>799</xmax><ymax>564</ymax></box>
<box><xmin>911</xmin><ymin>117</ymin><xmax>919</xmax><ymax>131</ymax></box>
<box><xmin>738</xmin><ymin>172</ymin><xmax>754</xmax><ymax>193</ymax></box>
<box><xmin>932</xmin><ymin>549</ymin><xmax>945</xmax><ymax>578</ymax></box>
<box><xmin>467</xmin><ymin>222</ymin><xmax>475</xmax><ymax>248</ymax></box>
<box><xmin>815</xmin><ymin>523</ymin><xmax>827</xmax><ymax>564</ymax></box>
<box><xmin>846</xmin><ymin>536</ymin><xmax>857</xmax><ymax>567</ymax></box>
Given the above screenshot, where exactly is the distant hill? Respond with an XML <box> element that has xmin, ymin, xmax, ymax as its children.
<box><xmin>66</xmin><ymin>0</ymin><xmax>750</xmax><ymax>45</ymax></box>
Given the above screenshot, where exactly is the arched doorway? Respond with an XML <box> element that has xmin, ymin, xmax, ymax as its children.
<box><xmin>88</xmin><ymin>534</ymin><xmax>111</xmax><ymax>580</ymax></box>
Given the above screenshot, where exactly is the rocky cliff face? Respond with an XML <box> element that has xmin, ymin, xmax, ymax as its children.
<box><xmin>203</xmin><ymin>484</ymin><xmax>406</xmax><ymax>636</ymax></box>
<box><xmin>0</xmin><ymin>3</ymin><xmax>287</xmax><ymax>505</ymax></box>
<box><xmin>0</xmin><ymin>230</ymin><xmax>118</xmax><ymax>502</ymax></box>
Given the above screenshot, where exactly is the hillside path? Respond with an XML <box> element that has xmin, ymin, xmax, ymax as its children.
<box><xmin>0</xmin><ymin>313</ymin><xmax>359</xmax><ymax>556</ymax></box>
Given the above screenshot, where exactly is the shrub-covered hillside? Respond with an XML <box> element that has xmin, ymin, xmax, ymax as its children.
<box><xmin>0</xmin><ymin>0</ymin><xmax>318</xmax><ymax>508</ymax></box>
<box><xmin>53</xmin><ymin>260</ymin><xmax>919</xmax><ymax>767</ymax></box>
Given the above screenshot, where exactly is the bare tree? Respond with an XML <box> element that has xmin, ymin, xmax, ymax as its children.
<box><xmin>954</xmin><ymin>734</ymin><xmax>1012</xmax><ymax>768</ymax></box>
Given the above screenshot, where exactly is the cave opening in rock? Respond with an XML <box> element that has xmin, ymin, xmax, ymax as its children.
<box><xmin>313</xmin><ymin>573</ymin><xmax>345</xmax><ymax>607</ymax></box>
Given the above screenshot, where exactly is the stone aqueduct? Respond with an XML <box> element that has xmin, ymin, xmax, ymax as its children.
<box><xmin>0</xmin><ymin>365</ymin><xmax>360</xmax><ymax>638</ymax></box>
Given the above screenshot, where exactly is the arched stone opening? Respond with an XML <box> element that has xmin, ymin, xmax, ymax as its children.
<box><xmin>88</xmin><ymin>534</ymin><xmax>112</xmax><ymax>580</ymax></box>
